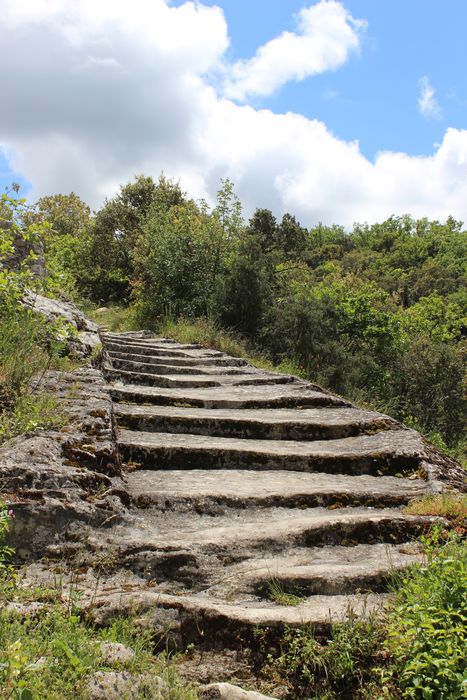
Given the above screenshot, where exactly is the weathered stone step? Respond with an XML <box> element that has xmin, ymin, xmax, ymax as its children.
<box><xmin>115</xmin><ymin>404</ymin><xmax>399</xmax><ymax>441</ymax></box>
<box><xmin>107</xmin><ymin>350</ymin><xmax>247</xmax><ymax>367</ymax></box>
<box><xmin>109</xmin><ymin>358</ymin><xmax>262</xmax><ymax>377</ymax></box>
<box><xmin>113</xmin><ymin>509</ymin><xmax>432</xmax><ymax>554</ymax></box>
<box><xmin>208</xmin><ymin>542</ymin><xmax>422</xmax><ymax>598</ymax></box>
<box><xmin>126</xmin><ymin>469</ymin><xmax>426</xmax><ymax>511</ymax></box>
<box><xmin>110</xmin><ymin>383</ymin><xmax>347</xmax><ymax>409</ymax></box>
<box><xmin>102</xmin><ymin>335</ymin><xmax>204</xmax><ymax>350</ymax></box>
<box><xmin>107</xmin><ymin>509</ymin><xmax>434</xmax><ymax>586</ymax></box>
<box><xmin>104</xmin><ymin>340</ymin><xmax>223</xmax><ymax>358</ymax></box>
<box><xmin>105</xmin><ymin>367</ymin><xmax>293</xmax><ymax>388</ymax></box>
<box><xmin>88</xmin><ymin>581</ymin><xmax>386</xmax><ymax>641</ymax></box>
<box><xmin>144</xmin><ymin>591</ymin><xmax>386</xmax><ymax>640</ymax></box>
<box><xmin>117</xmin><ymin>428</ymin><xmax>423</xmax><ymax>476</ymax></box>
<box><xmin>103</xmin><ymin>333</ymin><xmax>176</xmax><ymax>344</ymax></box>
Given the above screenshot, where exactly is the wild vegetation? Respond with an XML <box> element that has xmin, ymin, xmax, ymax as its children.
<box><xmin>0</xmin><ymin>506</ymin><xmax>197</xmax><ymax>700</ymax></box>
<box><xmin>259</xmin><ymin>530</ymin><xmax>466</xmax><ymax>700</ymax></box>
<box><xmin>0</xmin><ymin>192</ymin><xmax>79</xmax><ymax>444</ymax></box>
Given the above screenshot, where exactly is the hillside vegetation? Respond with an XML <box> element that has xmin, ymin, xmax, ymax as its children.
<box><xmin>15</xmin><ymin>175</ymin><xmax>464</xmax><ymax>461</ymax></box>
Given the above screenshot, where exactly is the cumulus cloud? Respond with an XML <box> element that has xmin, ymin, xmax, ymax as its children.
<box><xmin>0</xmin><ymin>0</ymin><xmax>466</xmax><ymax>227</ymax></box>
<box><xmin>223</xmin><ymin>1</ymin><xmax>366</xmax><ymax>101</ymax></box>
<box><xmin>418</xmin><ymin>76</ymin><xmax>442</xmax><ymax>120</ymax></box>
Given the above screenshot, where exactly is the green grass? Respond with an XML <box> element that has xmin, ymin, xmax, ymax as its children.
<box><xmin>266</xmin><ymin>578</ymin><xmax>305</xmax><ymax>607</ymax></box>
<box><xmin>0</xmin><ymin>308</ymin><xmax>76</xmax><ymax>446</ymax></box>
<box><xmin>0</xmin><ymin>392</ymin><xmax>64</xmax><ymax>445</ymax></box>
<box><xmin>0</xmin><ymin>568</ymin><xmax>199</xmax><ymax>700</ymax></box>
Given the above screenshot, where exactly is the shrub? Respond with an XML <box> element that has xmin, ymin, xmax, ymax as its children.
<box><xmin>265</xmin><ymin>610</ymin><xmax>385</xmax><ymax>699</ymax></box>
<box><xmin>383</xmin><ymin>532</ymin><xmax>466</xmax><ymax>699</ymax></box>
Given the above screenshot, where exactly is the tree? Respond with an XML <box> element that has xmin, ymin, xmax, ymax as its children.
<box><xmin>132</xmin><ymin>199</ymin><xmax>227</xmax><ymax>326</ymax></box>
<box><xmin>82</xmin><ymin>175</ymin><xmax>186</xmax><ymax>303</ymax></box>
<box><xmin>275</xmin><ymin>213</ymin><xmax>308</xmax><ymax>259</ymax></box>
<box><xmin>248</xmin><ymin>209</ymin><xmax>277</xmax><ymax>253</ymax></box>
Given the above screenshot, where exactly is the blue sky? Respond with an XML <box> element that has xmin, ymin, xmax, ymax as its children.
<box><xmin>196</xmin><ymin>0</ymin><xmax>467</xmax><ymax>158</ymax></box>
<box><xmin>0</xmin><ymin>0</ymin><xmax>466</xmax><ymax>226</ymax></box>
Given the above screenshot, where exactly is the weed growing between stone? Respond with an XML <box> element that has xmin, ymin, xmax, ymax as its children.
<box><xmin>259</xmin><ymin>609</ymin><xmax>386</xmax><ymax>700</ymax></box>
<box><xmin>266</xmin><ymin>578</ymin><xmax>305</xmax><ymax>607</ymax></box>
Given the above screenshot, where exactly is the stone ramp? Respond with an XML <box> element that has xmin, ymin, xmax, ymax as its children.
<box><xmin>100</xmin><ymin>331</ymin><xmax>440</xmax><ymax>644</ymax></box>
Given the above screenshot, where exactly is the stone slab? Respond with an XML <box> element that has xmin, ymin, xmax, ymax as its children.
<box><xmin>117</xmin><ymin>427</ymin><xmax>423</xmax><ymax>475</ymax></box>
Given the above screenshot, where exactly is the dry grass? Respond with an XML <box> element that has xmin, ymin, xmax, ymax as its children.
<box><xmin>404</xmin><ymin>492</ymin><xmax>467</xmax><ymax>532</ymax></box>
<box><xmin>158</xmin><ymin>316</ymin><xmax>305</xmax><ymax>378</ymax></box>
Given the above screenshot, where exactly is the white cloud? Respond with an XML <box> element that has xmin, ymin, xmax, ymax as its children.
<box><xmin>418</xmin><ymin>76</ymin><xmax>442</xmax><ymax>120</ymax></box>
<box><xmin>0</xmin><ymin>0</ymin><xmax>466</xmax><ymax>228</ymax></box>
<box><xmin>223</xmin><ymin>1</ymin><xmax>366</xmax><ymax>100</ymax></box>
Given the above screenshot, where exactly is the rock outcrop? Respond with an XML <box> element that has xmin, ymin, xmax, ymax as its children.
<box><xmin>2</xmin><ymin>367</ymin><xmax>126</xmax><ymax>559</ymax></box>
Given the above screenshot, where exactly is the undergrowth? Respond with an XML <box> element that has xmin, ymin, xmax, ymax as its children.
<box><xmin>0</xmin><ymin>506</ymin><xmax>198</xmax><ymax>699</ymax></box>
<box><xmin>0</xmin><ymin>308</ymin><xmax>75</xmax><ymax>445</ymax></box>
<box><xmin>260</xmin><ymin>529</ymin><xmax>467</xmax><ymax>700</ymax></box>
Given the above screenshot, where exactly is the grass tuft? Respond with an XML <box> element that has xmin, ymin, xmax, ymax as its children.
<box><xmin>404</xmin><ymin>492</ymin><xmax>467</xmax><ymax>532</ymax></box>
<box><xmin>267</xmin><ymin>578</ymin><xmax>304</xmax><ymax>607</ymax></box>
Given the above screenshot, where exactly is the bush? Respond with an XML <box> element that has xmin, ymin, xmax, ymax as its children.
<box><xmin>383</xmin><ymin>532</ymin><xmax>466</xmax><ymax>699</ymax></box>
<box><xmin>265</xmin><ymin>611</ymin><xmax>385</xmax><ymax>699</ymax></box>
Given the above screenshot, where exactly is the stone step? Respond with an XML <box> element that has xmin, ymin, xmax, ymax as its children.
<box><xmin>102</xmin><ymin>335</ymin><xmax>204</xmax><ymax>350</ymax></box>
<box><xmin>104</xmin><ymin>340</ymin><xmax>223</xmax><ymax>358</ymax></box>
<box><xmin>126</xmin><ymin>469</ymin><xmax>427</xmax><ymax>511</ymax></box>
<box><xmin>149</xmin><ymin>591</ymin><xmax>386</xmax><ymax>640</ymax></box>
<box><xmin>103</xmin><ymin>333</ymin><xmax>176</xmax><ymax>344</ymax></box>
<box><xmin>109</xmin><ymin>358</ymin><xmax>264</xmax><ymax>377</ymax></box>
<box><xmin>114</xmin><ymin>404</ymin><xmax>399</xmax><ymax>441</ymax></box>
<box><xmin>105</xmin><ymin>367</ymin><xmax>294</xmax><ymax>389</ymax></box>
<box><xmin>110</xmin><ymin>383</ymin><xmax>348</xmax><ymax>409</ymax></box>
<box><xmin>207</xmin><ymin>542</ymin><xmax>422</xmax><ymax>598</ymax></box>
<box><xmin>117</xmin><ymin>428</ymin><xmax>423</xmax><ymax>476</ymax></box>
<box><xmin>107</xmin><ymin>508</ymin><xmax>434</xmax><ymax>585</ymax></box>
<box><xmin>107</xmin><ymin>350</ymin><xmax>247</xmax><ymax>367</ymax></box>
<box><xmin>88</xmin><ymin>582</ymin><xmax>386</xmax><ymax>639</ymax></box>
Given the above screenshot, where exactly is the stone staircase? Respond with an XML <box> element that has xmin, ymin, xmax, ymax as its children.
<box><xmin>97</xmin><ymin>331</ymin><xmax>446</xmax><ymax>645</ymax></box>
